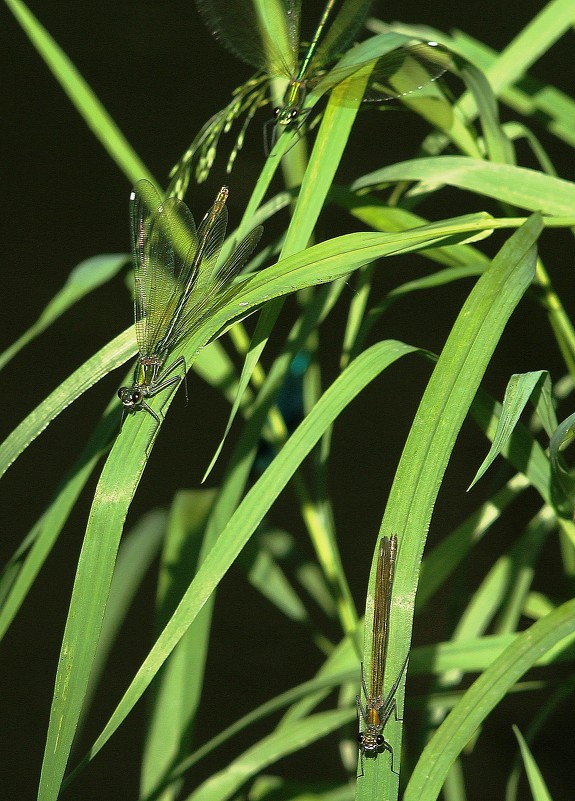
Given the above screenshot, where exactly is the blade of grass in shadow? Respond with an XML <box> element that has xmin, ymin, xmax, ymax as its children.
<box><xmin>512</xmin><ymin>725</ymin><xmax>553</xmax><ymax>801</ymax></box>
<box><xmin>356</xmin><ymin>214</ymin><xmax>541</xmax><ymax>801</ymax></box>
<box><xmin>417</xmin><ymin>364</ymin><xmax>560</xmax><ymax>612</ymax></box>
<box><xmin>416</xmin><ymin>473</ymin><xmax>530</xmax><ymax>612</ymax></box>
<box><xmin>146</xmin><ymin>666</ymin><xmax>357</xmax><ymax>799</ymax></box>
<box><xmin>461</xmin><ymin>62</ymin><xmax>515</xmax><ymax>165</ymax></box>
<box><xmin>0</xmin><ymin>400</ymin><xmax>120</xmax><ymax>638</ymax></box>
<box><xmin>4</xmin><ymin>0</ymin><xmax>154</xmax><ymax>184</ymax></box>
<box><xmin>182</xmin><ymin>709</ymin><xmax>355</xmax><ymax>801</ymax></box>
<box><xmin>331</xmin><ymin>186</ymin><xmax>492</xmax><ymax>268</ymax></box>
<box><xmin>506</xmin><ymin>675</ymin><xmax>575</xmax><ymax>801</ymax></box>
<box><xmin>141</xmin><ymin>490</ymin><xmax>216</xmax><ymax>801</ymax></box>
<box><xmin>0</xmin><ymin>254</ymin><xmax>128</xmax><ymax>371</ymax></box>
<box><xmin>456</xmin><ymin>0</ymin><xmax>575</xmax><ymax>122</ymax></box>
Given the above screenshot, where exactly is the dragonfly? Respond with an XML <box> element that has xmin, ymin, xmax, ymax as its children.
<box><xmin>357</xmin><ymin>534</ymin><xmax>408</xmax><ymax>775</ymax></box>
<box><xmin>118</xmin><ymin>179</ymin><xmax>263</xmax><ymax>427</ymax></box>
<box><xmin>171</xmin><ymin>0</ymin><xmax>451</xmax><ymax>186</ymax></box>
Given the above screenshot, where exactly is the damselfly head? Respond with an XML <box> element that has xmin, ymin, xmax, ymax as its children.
<box><xmin>118</xmin><ymin>385</ymin><xmax>144</xmax><ymax>410</ymax></box>
<box><xmin>357</xmin><ymin>731</ymin><xmax>386</xmax><ymax>753</ymax></box>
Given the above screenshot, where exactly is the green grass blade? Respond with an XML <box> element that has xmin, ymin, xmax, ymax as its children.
<box><xmin>331</xmin><ymin>187</ymin><xmax>492</xmax><ymax>269</ymax></box>
<box><xmin>512</xmin><ymin>726</ymin><xmax>553</xmax><ymax>801</ymax></box>
<box><xmin>461</xmin><ymin>0</ymin><xmax>575</xmax><ymax>103</ymax></box>
<box><xmin>494</xmin><ymin>511</ymin><xmax>553</xmax><ymax>635</ymax></box>
<box><xmin>80</xmin><ymin>509</ymin><xmax>167</xmax><ymax>736</ymax></box>
<box><xmin>452</xmin><ymin>513</ymin><xmax>551</xmax><ymax>642</ymax></box>
<box><xmin>404</xmin><ymin>599</ymin><xmax>575</xmax><ymax>801</ymax></box>
<box><xmin>150</xmin><ymin>668</ymin><xmax>356</xmax><ymax>796</ymax></box>
<box><xmin>506</xmin><ymin>676</ymin><xmax>575</xmax><ymax>801</ymax></box>
<box><xmin>391</xmin><ymin>2</ymin><xmax>575</xmax><ymax>146</ymax></box>
<box><xmin>461</xmin><ymin>62</ymin><xmax>515</xmax><ymax>165</ymax></box>
<box><xmin>4</xmin><ymin>0</ymin><xmax>154</xmax><ymax>183</ymax></box>
<box><xmin>412</xmin><ymin>632</ymin><xmax>575</xmax><ymax>674</ymax></box>
<box><xmin>549</xmin><ymin>411</ymin><xmax>575</xmax><ymax>512</ymax></box>
<box><xmin>0</xmin><ymin>328</ymin><xmax>135</xmax><ymax>480</ymax></box>
<box><xmin>353</xmin><ymin>156</ymin><xmax>575</xmax><ymax>216</ymax></box>
<box><xmin>469</xmin><ymin>371</ymin><xmax>552</xmax><ymax>489</ymax></box>
<box><xmin>449</xmin><ymin>27</ymin><xmax>575</xmax><ymax>146</ymax></box>
<box><xmin>471</xmin><ymin>389</ymin><xmax>552</xmax><ymax>504</ymax></box>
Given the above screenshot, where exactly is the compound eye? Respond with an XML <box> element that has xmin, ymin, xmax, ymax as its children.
<box><xmin>273</xmin><ymin>107</ymin><xmax>280</xmax><ymax>118</ymax></box>
<box><xmin>357</xmin><ymin>733</ymin><xmax>364</xmax><ymax>744</ymax></box>
<box><xmin>119</xmin><ymin>387</ymin><xmax>142</xmax><ymax>407</ymax></box>
<box><xmin>376</xmin><ymin>735</ymin><xmax>385</xmax><ymax>746</ymax></box>
<box><xmin>289</xmin><ymin>109</ymin><xmax>298</xmax><ymax>121</ymax></box>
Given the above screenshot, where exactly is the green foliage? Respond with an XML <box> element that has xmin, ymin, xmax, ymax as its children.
<box><xmin>2</xmin><ymin>1</ymin><xmax>575</xmax><ymax>800</ymax></box>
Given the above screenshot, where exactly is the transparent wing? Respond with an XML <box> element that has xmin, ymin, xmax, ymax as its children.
<box><xmin>130</xmin><ymin>180</ymin><xmax>198</xmax><ymax>355</ymax></box>
<box><xmin>130</xmin><ymin>180</ymin><xmax>173</xmax><ymax>355</ymax></box>
<box><xmin>308</xmin><ymin>0</ymin><xmax>375</xmax><ymax>75</ymax></box>
<box><xmin>362</xmin><ymin>40</ymin><xmax>452</xmax><ymax>103</ymax></box>
<box><xmin>195</xmin><ymin>0</ymin><xmax>300</xmax><ymax>77</ymax></box>
<box><xmin>312</xmin><ymin>40</ymin><xmax>452</xmax><ymax>104</ymax></box>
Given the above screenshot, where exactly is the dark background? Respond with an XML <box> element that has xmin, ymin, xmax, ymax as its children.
<box><xmin>1</xmin><ymin>1</ymin><xmax>573</xmax><ymax>799</ymax></box>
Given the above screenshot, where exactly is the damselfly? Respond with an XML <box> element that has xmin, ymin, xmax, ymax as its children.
<box><xmin>357</xmin><ymin>535</ymin><xmax>408</xmax><ymax>774</ymax></box>
<box><xmin>173</xmin><ymin>0</ymin><xmax>451</xmax><ymax>184</ymax></box>
<box><xmin>118</xmin><ymin>179</ymin><xmax>262</xmax><ymax>426</ymax></box>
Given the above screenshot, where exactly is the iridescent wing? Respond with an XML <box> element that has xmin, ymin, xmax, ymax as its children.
<box><xmin>195</xmin><ymin>0</ymin><xmax>300</xmax><ymax>78</ymax></box>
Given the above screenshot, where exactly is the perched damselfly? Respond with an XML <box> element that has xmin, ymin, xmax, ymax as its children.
<box><xmin>357</xmin><ymin>534</ymin><xmax>408</xmax><ymax>775</ymax></box>
<box><xmin>173</xmin><ymin>0</ymin><xmax>451</xmax><ymax>185</ymax></box>
<box><xmin>118</xmin><ymin>179</ymin><xmax>262</xmax><ymax>427</ymax></box>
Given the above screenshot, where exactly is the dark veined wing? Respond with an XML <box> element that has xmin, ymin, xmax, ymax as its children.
<box><xmin>312</xmin><ymin>40</ymin><xmax>452</xmax><ymax>105</ymax></box>
<box><xmin>130</xmin><ymin>180</ymin><xmax>198</xmax><ymax>356</ymax></box>
<box><xmin>195</xmin><ymin>0</ymin><xmax>300</xmax><ymax>78</ymax></box>
<box><xmin>370</xmin><ymin>535</ymin><xmax>397</xmax><ymax>699</ymax></box>
<box><xmin>169</xmin><ymin>224</ymin><xmax>263</xmax><ymax>352</ymax></box>
<box><xmin>308</xmin><ymin>0</ymin><xmax>375</xmax><ymax>76</ymax></box>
